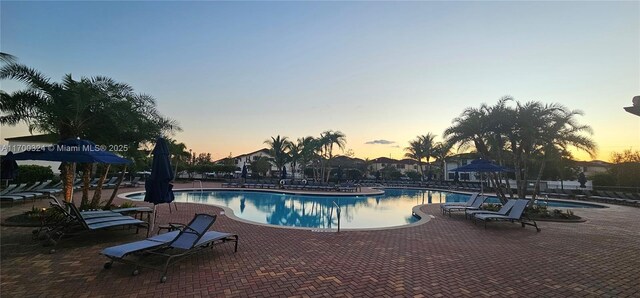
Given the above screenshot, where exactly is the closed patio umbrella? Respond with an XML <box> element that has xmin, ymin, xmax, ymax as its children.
<box><xmin>144</xmin><ymin>137</ymin><xmax>175</xmax><ymax>233</ymax></box>
<box><xmin>241</xmin><ymin>164</ymin><xmax>248</xmax><ymax>182</ymax></box>
<box><xmin>1</xmin><ymin>152</ymin><xmax>19</xmax><ymax>181</ymax></box>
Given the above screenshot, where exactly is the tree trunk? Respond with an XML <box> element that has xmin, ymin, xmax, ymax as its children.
<box><xmin>105</xmin><ymin>165</ymin><xmax>127</xmax><ymax>208</ymax></box>
<box><xmin>532</xmin><ymin>158</ymin><xmax>546</xmax><ymax>200</ymax></box>
<box><xmin>80</xmin><ymin>163</ymin><xmax>92</xmax><ymax>208</ymax></box>
<box><xmin>61</xmin><ymin>162</ymin><xmax>75</xmax><ymax>203</ymax></box>
<box><xmin>520</xmin><ymin>155</ymin><xmax>529</xmax><ymax>200</ymax></box>
<box><xmin>90</xmin><ymin>164</ymin><xmax>110</xmax><ymax>208</ymax></box>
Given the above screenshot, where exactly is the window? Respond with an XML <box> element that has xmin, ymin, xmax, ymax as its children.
<box><xmin>460</xmin><ymin>173</ymin><xmax>470</xmax><ymax>180</ymax></box>
<box><xmin>448</xmin><ymin>173</ymin><xmax>455</xmax><ymax>180</ymax></box>
<box><xmin>413</xmin><ymin>165</ymin><xmax>417</xmax><ymax>170</ymax></box>
<box><xmin>397</xmin><ymin>164</ymin><xmax>405</xmax><ymax>169</ymax></box>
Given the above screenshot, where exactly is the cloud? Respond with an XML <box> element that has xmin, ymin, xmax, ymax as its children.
<box><xmin>390</xmin><ymin>145</ymin><xmax>400</xmax><ymax>148</ymax></box>
<box><xmin>365</xmin><ymin>139</ymin><xmax>396</xmax><ymax>145</ymax></box>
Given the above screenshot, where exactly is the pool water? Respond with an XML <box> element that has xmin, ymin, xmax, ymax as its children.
<box><xmin>126</xmin><ymin>188</ymin><xmax>600</xmax><ymax>229</ymax></box>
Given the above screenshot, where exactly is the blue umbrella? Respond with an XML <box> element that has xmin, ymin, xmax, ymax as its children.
<box><xmin>144</xmin><ymin>137</ymin><xmax>175</xmax><ymax>233</ymax></box>
<box><xmin>451</xmin><ymin>159</ymin><xmax>510</xmax><ymax>173</ymax></box>
<box><xmin>9</xmin><ymin>139</ymin><xmax>131</xmax><ymax>164</ymax></box>
<box><xmin>451</xmin><ymin>159</ymin><xmax>510</xmax><ymax>193</ymax></box>
<box><xmin>7</xmin><ymin>138</ymin><xmax>131</xmax><ymax>201</ymax></box>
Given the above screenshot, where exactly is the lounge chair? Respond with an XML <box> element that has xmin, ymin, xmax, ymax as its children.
<box><xmin>38</xmin><ymin>202</ymin><xmax>148</xmax><ymax>251</ymax></box>
<box><xmin>441</xmin><ymin>195</ymin><xmax>486</xmax><ymax>217</ymax></box>
<box><xmin>440</xmin><ymin>192</ymin><xmax>479</xmax><ymax>209</ymax></box>
<box><xmin>465</xmin><ymin>199</ymin><xmax>516</xmax><ymax>219</ymax></box>
<box><xmin>474</xmin><ymin>199</ymin><xmax>540</xmax><ymax>232</ymax></box>
<box><xmin>0</xmin><ymin>184</ymin><xmax>19</xmax><ymax>195</ymax></box>
<box><xmin>101</xmin><ymin>213</ymin><xmax>238</xmax><ymax>283</ymax></box>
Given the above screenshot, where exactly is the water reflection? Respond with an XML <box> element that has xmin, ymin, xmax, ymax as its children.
<box><xmin>129</xmin><ymin>189</ymin><xmax>473</xmax><ymax>229</ymax></box>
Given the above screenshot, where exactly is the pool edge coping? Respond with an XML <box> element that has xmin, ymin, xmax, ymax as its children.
<box><xmin>118</xmin><ymin>188</ymin><xmax>432</xmax><ymax>232</ymax></box>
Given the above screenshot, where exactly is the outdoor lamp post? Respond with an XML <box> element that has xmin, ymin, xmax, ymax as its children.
<box><xmin>623</xmin><ymin>95</ymin><xmax>640</xmax><ymax>116</ymax></box>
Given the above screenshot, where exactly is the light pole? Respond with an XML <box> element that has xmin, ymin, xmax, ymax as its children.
<box><xmin>623</xmin><ymin>96</ymin><xmax>640</xmax><ymax>116</ymax></box>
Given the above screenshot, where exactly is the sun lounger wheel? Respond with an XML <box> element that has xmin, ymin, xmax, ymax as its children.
<box><xmin>103</xmin><ymin>262</ymin><xmax>112</xmax><ymax>269</ymax></box>
<box><xmin>132</xmin><ymin>269</ymin><xmax>139</xmax><ymax>276</ymax></box>
<box><xmin>160</xmin><ymin>276</ymin><xmax>167</xmax><ymax>283</ymax></box>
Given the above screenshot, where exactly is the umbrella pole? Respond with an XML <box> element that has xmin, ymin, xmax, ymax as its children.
<box><xmin>68</xmin><ymin>163</ymin><xmax>77</xmax><ymax>203</ymax></box>
<box><xmin>480</xmin><ymin>172</ymin><xmax>484</xmax><ymax>194</ymax></box>
<box><xmin>150</xmin><ymin>204</ymin><xmax>157</xmax><ymax>235</ymax></box>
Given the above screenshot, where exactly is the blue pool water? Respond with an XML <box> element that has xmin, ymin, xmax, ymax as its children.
<box><xmin>126</xmin><ymin>188</ymin><xmax>601</xmax><ymax>229</ymax></box>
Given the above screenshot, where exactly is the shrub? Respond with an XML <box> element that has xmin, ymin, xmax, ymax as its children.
<box><xmin>405</xmin><ymin>171</ymin><xmax>422</xmax><ymax>181</ymax></box>
<box><xmin>14</xmin><ymin>165</ymin><xmax>55</xmax><ymax>185</ymax></box>
<box><xmin>591</xmin><ymin>172</ymin><xmax>616</xmax><ymax>189</ymax></box>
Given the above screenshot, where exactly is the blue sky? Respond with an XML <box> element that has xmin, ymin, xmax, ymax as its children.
<box><xmin>1</xmin><ymin>1</ymin><xmax>638</xmax><ymax>161</ymax></box>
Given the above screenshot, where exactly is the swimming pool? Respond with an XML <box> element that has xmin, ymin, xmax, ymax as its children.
<box><xmin>125</xmin><ymin>188</ymin><xmax>602</xmax><ymax>229</ymax></box>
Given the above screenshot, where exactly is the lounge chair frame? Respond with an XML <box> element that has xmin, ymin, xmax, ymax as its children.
<box><xmin>102</xmin><ymin>213</ymin><xmax>238</xmax><ymax>283</ymax></box>
<box><xmin>474</xmin><ymin>200</ymin><xmax>540</xmax><ymax>232</ymax></box>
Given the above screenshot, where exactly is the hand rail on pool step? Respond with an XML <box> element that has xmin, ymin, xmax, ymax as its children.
<box><xmin>333</xmin><ymin>201</ymin><xmax>341</xmax><ymax>233</ymax></box>
<box><xmin>191</xmin><ymin>180</ymin><xmax>203</xmax><ymax>192</ymax></box>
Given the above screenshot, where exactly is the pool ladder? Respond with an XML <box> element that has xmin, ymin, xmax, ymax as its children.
<box><xmin>192</xmin><ymin>180</ymin><xmax>203</xmax><ymax>192</ymax></box>
<box><xmin>333</xmin><ymin>201</ymin><xmax>341</xmax><ymax>233</ymax></box>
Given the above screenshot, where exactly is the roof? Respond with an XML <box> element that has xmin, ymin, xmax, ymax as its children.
<box><xmin>574</xmin><ymin>160</ymin><xmax>613</xmax><ymax>167</ymax></box>
<box><xmin>213</xmin><ymin>148</ymin><xmax>270</xmax><ymax>163</ymax></box>
<box><xmin>371</xmin><ymin>157</ymin><xmax>400</xmax><ymax>164</ymax></box>
<box><xmin>4</xmin><ymin>134</ymin><xmax>58</xmax><ymax>143</ymax></box>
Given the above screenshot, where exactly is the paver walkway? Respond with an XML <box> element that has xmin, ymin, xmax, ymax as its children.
<box><xmin>1</xmin><ymin>184</ymin><xmax>638</xmax><ymax>297</ymax></box>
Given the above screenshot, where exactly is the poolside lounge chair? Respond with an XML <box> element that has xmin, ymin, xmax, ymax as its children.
<box><xmin>442</xmin><ymin>195</ymin><xmax>486</xmax><ymax>217</ymax></box>
<box><xmin>465</xmin><ymin>199</ymin><xmax>516</xmax><ymax>219</ymax></box>
<box><xmin>38</xmin><ymin>202</ymin><xmax>148</xmax><ymax>251</ymax></box>
<box><xmin>439</xmin><ymin>193</ymin><xmax>479</xmax><ymax>213</ymax></box>
<box><xmin>101</xmin><ymin>213</ymin><xmax>238</xmax><ymax>283</ymax></box>
<box><xmin>474</xmin><ymin>199</ymin><xmax>540</xmax><ymax>232</ymax></box>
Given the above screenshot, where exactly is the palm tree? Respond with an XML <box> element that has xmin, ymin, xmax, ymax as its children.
<box><xmin>1</xmin><ymin>63</ymin><xmax>179</xmax><ymax>203</ymax></box>
<box><xmin>432</xmin><ymin>141</ymin><xmax>453</xmax><ymax>181</ymax></box>
<box><xmin>445</xmin><ymin>98</ymin><xmax>595</xmax><ymax>201</ymax></box>
<box><xmin>0</xmin><ymin>52</ymin><xmax>17</xmax><ymax>64</ymax></box>
<box><xmin>404</xmin><ymin>139</ymin><xmax>425</xmax><ymax>180</ymax></box>
<box><xmin>319</xmin><ymin>130</ymin><xmax>347</xmax><ymax>182</ymax></box>
<box><xmin>297</xmin><ymin>136</ymin><xmax>317</xmax><ymax>180</ymax></box>
<box><xmin>419</xmin><ymin>133</ymin><xmax>437</xmax><ymax>180</ymax></box>
<box><xmin>288</xmin><ymin>140</ymin><xmax>303</xmax><ymax>180</ymax></box>
<box><xmin>529</xmin><ymin>104</ymin><xmax>596</xmax><ymax>198</ymax></box>
<box><xmin>265</xmin><ymin>135</ymin><xmax>290</xmax><ymax>177</ymax></box>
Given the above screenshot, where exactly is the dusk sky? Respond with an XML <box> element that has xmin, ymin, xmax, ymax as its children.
<box><xmin>1</xmin><ymin>1</ymin><xmax>638</xmax><ymax>161</ymax></box>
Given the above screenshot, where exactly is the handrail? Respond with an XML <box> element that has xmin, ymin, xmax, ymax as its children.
<box><xmin>192</xmin><ymin>180</ymin><xmax>203</xmax><ymax>192</ymax></box>
<box><xmin>333</xmin><ymin>201</ymin><xmax>341</xmax><ymax>233</ymax></box>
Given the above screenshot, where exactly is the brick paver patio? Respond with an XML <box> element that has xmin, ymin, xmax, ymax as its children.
<box><xmin>1</xmin><ymin>183</ymin><xmax>638</xmax><ymax>297</ymax></box>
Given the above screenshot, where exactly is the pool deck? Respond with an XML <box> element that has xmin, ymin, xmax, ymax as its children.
<box><xmin>1</xmin><ymin>181</ymin><xmax>639</xmax><ymax>297</ymax></box>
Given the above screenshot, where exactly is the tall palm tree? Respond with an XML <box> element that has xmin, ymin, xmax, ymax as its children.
<box><xmin>319</xmin><ymin>130</ymin><xmax>347</xmax><ymax>182</ymax></box>
<box><xmin>1</xmin><ymin>63</ymin><xmax>179</xmax><ymax>203</ymax></box>
<box><xmin>444</xmin><ymin>98</ymin><xmax>595</xmax><ymax>201</ymax></box>
<box><xmin>288</xmin><ymin>140</ymin><xmax>302</xmax><ymax>179</ymax></box>
<box><xmin>432</xmin><ymin>141</ymin><xmax>453</xmax><ymax>181</ymax></box>
<box><xmin>297</xmin><ymin>136</ymin><xmax>317</xmax><ymax>180</ymax></box>
<box><xmin>404</xmin><ymin>138</ymin><xmax>426</xmax><ymax>180</ymax></box>
<box><xmin>529</xmin><ymin>104</ymin><xmax>596</xmax><ymax>198</ymax></box>
<box><xmin>419</xmin><ymin>133</ymin><xmax>437</xmax><ymax>180</ymax></box>
<box><xmin>265</xmin><ymin>135</ymin><xmax>290</xmax><ymax>177</ymax></box>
